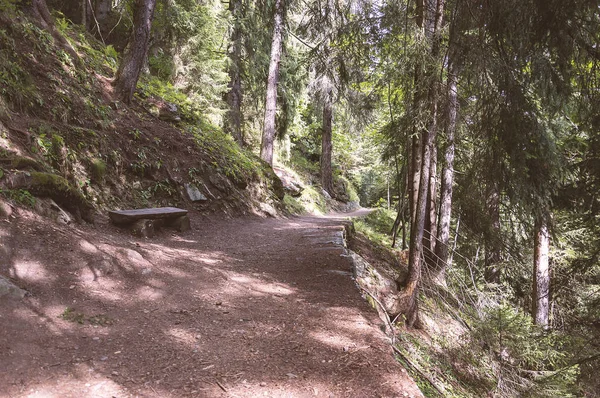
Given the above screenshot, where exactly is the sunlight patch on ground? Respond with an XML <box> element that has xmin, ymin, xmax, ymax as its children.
<box><xmin>228</xmin><ymin>275</ymin><xmax>297</xmax><ymax>296</ymax></box>
<box><xmin>85</xmin><ymin>287</ymin><xmax>124</xmax><ymax>302</ymax></box>
<box><xmin>133</xmin><ymin>285</ymin><xmax>165</xmax><ymax>301</ymax></box>
<box><xmin>165</xmin><ymin>327</ymin><xmax>197</xmax><ymax>348</ymax></box>
<box><xmin>78</xmin><ymin>239</ymin><xmax>99</xmax><ymax>254</ymax></box>
<box><xmin>228</xmin><ymin>380</ymin><xmax>341</xmax><ymax>397</ymax></box>
<box><xmin>10</xmin><ymin>260</ymin><xmax>55</xmax><ymax>283</ymax></box>
<box><xmin>22</xmin><ymin>377</ymin><xmax>125</xmax><ymax>398</ymax></box>
<box><xmin>308</xmin><ymin>329</ymin><xmax>359</xmax><ymax>351</ymax></box>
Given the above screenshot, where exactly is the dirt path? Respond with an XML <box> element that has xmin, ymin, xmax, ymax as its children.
<box><xmin>0</xmin><ymin>210</ymin><xmax>422</xmax><ymax>398</ymax></box>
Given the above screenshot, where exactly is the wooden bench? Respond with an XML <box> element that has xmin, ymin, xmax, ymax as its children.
<box><xmin>108</xmin><ymin>207</ymin><xmax>190</xmax><ymax>237</ymax></box>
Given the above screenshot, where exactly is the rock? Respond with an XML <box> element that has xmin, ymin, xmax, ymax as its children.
<box><xmin>0</xmin><ymin>198</ymin><xmax>12</xmax><ymax>218</ymax></box>
<box><xmin>0</xmin><ymin>276</ymin><xmax>26</xmax><ymax>299</ymax></box>
<box><xmin>35</xmin><ymin>198</ymin><xmax>73</xmax><ymax>225</ymax></box>
<box><xmin>159</xmin><ymin>102</ymin><xmax>181</xmax><ymax>122</ymax></box>
<box><xmin>1</xmin><ymin>171</ymin><xmax>93</xmax><ymax>222</ymax></box>
<box><xmin>259</xmin><ymin>202</ymin><xmax>277</xmax><ymax>217</ymax></box>
<box><xmin>349</xmin><ymin>250</ymin><xmax>402</xmax><ymax>316</ymax></box>
<box><xmin>208</xmin><ymin>172</ymin><xmax>234</xmax><ymax>194</ymax></box>
<box><xmin>273</xmin><ymin>167</ymin><xmax>304</xmax><ymax>197</ymax></box>
<box><xmin>184</xmin><ymin>183</ymin><xmax>208</xmax><ymax>202</ymax></box>
<box><xmin>130</xmin><ymin>219</ymin><xmax>155</xmax><ymax>238</ymax></box>
<box><xmin>168</xmin><ymin>215</ymin><xmax>191</xmax><ymax>232</ymax></box>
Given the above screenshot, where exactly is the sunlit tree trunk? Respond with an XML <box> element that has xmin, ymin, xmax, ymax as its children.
<box><xmin>423</xmin><ymin>141</ymin><xmax>438</xmax><ymax>268</ymax></box>
<box><xmin>409</xmin><ymin>132</ymin><xmax>422</xmax><ymax>223</ymax></box>
<box><xmin>224</xmin><ymin>0</ymin><xmax>244</xmax><ymax>145</ymax></box>
<box><xmin>400</xmin><ymin>0</ymin><xmax>445</xmax><ymax>327</ymax></box>
<box><xmin>533</xmin><ymin>216</ymin><xmax>550</xmax><ymax>328</ymax></box>
<box><xmin>260</xmin><ymin>0</ymin><xmax>285</xmax><ymax>166</ymax></box>
<box><xmin>114</xmin><ymin>0</ymin><xmax>157</xmax><ymax>104</ymax></box>
<box><xmin>433</xmin><ymin>54</ymin><xmax>459</xmax><ymax>284</ymax></box>
<box><xmin>321</xmin><ymin>87</ymin><xmax>334</xmax><ymax>196</ymax></box>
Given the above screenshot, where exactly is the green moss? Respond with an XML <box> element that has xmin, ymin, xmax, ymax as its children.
<box><xmin>28</xmin><ymin>172</ymin><xmax>92</xmax><ymax>221</ymax></box>
<box><xmin>89</xmin><ymin>158</ymin><xmax>106</xmax><ymax>183</ymax></box>
<box><xmin>0</xmin><ymin>188</ymin><xmax>35</xmax><ymax>207</ymax></box>
<box><xmin>299</xmin><ymin>186</ymin><xmax>327</xmax><ymax>215</ymax></box>
<box><xmin>31</xmin><ymin>171</ymin><xmax>73</xmax><ymax>194</ymax></box>
<box><xmin>1</xmin><ymin>155</ymin><xmax>45</xmax><ymax>171</ymax></box>
<box><xmin>283</xmin><ymin>194</ymin><xmax>305</xmax><ymax>215</ymax></box>
<box><xmin>189</xmin><ymin>124</ymin><xmax>262</xmax><ymax>186</ymax></box>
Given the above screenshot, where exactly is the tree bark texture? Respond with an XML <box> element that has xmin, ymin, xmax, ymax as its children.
<box><xmin>114</xmin><ymin>0</ymin><xmax>157</xmax><ymax>104</ymax></box>
<box><xmin>321</xmin><ymin>88</ymin><xmax>334</xmax><ymax>196</ymax></box>
<box><xmin>260</xmin><ymin>0</ymin><xmax>285</xmax><ymax>166</ymax></box>
<box><xmin>224</xmin><ymin>0</ymin><xmax>244</xmax><ymax>145</ymax></box>
<box><xmin>400</xmin><ymin>0</ymin><xmax>445</xmax><ymax>327</ymax></box>
<box><xmin>533</xmin><ymin>217</ymin><xmax>550</xmax><ymax>328</ymax></box>
<box><xmin>433</xmin><ymin>56</ymin><xmax>459</xmax><ymax>282</ymax></box>
<box><xmin>95</xmin><ymin>0</ymin><xmax>112</xmax><ymax>25</ymax></box>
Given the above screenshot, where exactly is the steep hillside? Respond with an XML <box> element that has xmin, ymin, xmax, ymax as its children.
<box><xmin>0</xmin><ymin>10</ymin><xmax>282</xmax><ymax>223</ymax></box>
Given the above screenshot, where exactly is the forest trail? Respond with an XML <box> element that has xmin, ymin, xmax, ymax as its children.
<box><xmin>0</xmin><ymin>211</ymin><xmax>423</xmax><ymax>398</ymax></box>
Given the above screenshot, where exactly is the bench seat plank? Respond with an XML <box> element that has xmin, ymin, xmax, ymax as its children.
<box><xmin>109</xmin><ymin>207</ymin><xmax>188</xmax><ymax>225</ymax></box>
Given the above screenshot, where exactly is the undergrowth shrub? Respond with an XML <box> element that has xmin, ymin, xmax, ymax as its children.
<box><xmin>472</xmin><ymin>302</ymin><xmax>579</xmax><ymax>397</ymax></box>
<box><xmin>354</xmin><ymin>208</ymin><xmax>395</xmax><ymax>247</ymax></box>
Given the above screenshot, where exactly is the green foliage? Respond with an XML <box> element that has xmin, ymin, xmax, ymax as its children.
<box><xmin>89</xmin><ymin>158</ymin><xmax>106</xmax><ymax>183</ymax></box>
<box><xmin>472</xmin><ymin>303</ymin><xmax>579</xmax><ymax>397</ymax></box>
<box><xmin>0</xmin><ymin>0</ymin><xmax>19</xmax><ymax>13</ymax></box>
<box><xmin>148</xmin><ymin>0</ymin><xmax>228</xmax><ymax>122</ymax></box>
<box><xmin>0</xmin><ymin>45</ymin><xmax>39</xmax><ymax>109</ymax></box>
<box><xmin>354</xmin><ymin>208</ymin><xmax>395</xmax><ymax>247</ymax></box>
<box><xmin>282</xmin><ymin>194</ymin><xmax>305</xmax><ymax>215</ymax></box>
<box><xmin>188</xmin><ymin>122</ymin><xmax>261</xmax><ymax>185</ymax></box>
<box><xmin>60</xmin><ymin>307</ymin><xmax>112</xmax><ymax>326</ymax></box>
<box><xmin>298</xmin><ymin>186</ymin><xmax>327</xmax><ymax>215</ymax></box>
<box><xmin>137</xmin><ymin>76</ymin><xmax>203</xmax><ymax>122</ymax></box>
<box><xmin>0</xmin><ymin>188</ymin><xmax>36</xmax><ymax>207</ymax></box>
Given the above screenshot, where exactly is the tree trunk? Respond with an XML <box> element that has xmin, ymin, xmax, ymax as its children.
<box><xmin>484</xmin><ymin>185</ymin><xmax>502</xmax><ymax>283</ymax></box>
<box><xmin>533</xmin><ymin>216</ymin><xmax>550</xmax><ymax>329</ymax></box>
<box><xmin>260</xmin><ymin>0</ymin><xmax>285</xmax><ymax>166</ymax></box>
<box><xmin>95</xmin><ymin>0</ymin><xmax>111</xmax><ymax>25</ymax></box>
<box><xmin>224</xmin><ymin>0</ymin><xmax>244</xmax><ymax>145</ymax></box>
<box><xmin>432</xmin><ymin>33</ymin><xmax>460</xmax><ymax>283</ymax></box>
<box><xmin>409</xmin><ymin>120</ymin><xmax>422</xmax><ymax>224</ymax></box>
<box><xmin>423</xmin><ymin>139</ymin><xmax>438</xmax><ymax>269</ymax></box>
<box><xmin>114</xmin><ymin>0</ymin><xmax>157</xmax><ymax>104</ymax></box>
<box><xmin>398</xmin><ymin>0</ymin><xmax>445</xmax><ymax>327</ymax></box>
<box><xmin>31</xmin><ymin>0</ymin><xmax>82</xmax><ymax>66</ymax></box>
<box><xmin>321</xmin><ymin>88</ymin><xmax>334</xmax><ymax>196</ymax></box>
<box><xmin>81</xmin><ymin>0</ymin><xmax>87</xmax><ymax>30</ymax></box>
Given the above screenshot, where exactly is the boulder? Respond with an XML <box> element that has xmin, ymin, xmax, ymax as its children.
<box><xmin>159</xmin><ymin>102</ymin><xmax>181</xmax><ymax>122</ymax></box>
<box><xmin>0</xmin><ymin>276</ymin><xmax>26</xmax><ymax>299</ymax></box>
<box><xmin>208</xmin><ymin>172</ymin><xmax>234</xmax><ymax>194</ymax></box>
<box><xmin>185</xmin><ymin>183</ymin><xmax>208</xmax><ymax>202</ymax></box>
<box><xmin>273</xmin><ymin>167</ymin><xmax>304</xmax><ymax>197</ymax></box>
<box><xmin>259</xmin><ymin>202</ymin><xmax>278</xmax><ymax>217</ymax></box>
<box><xmin>0</xmin><ymin>198</ymin><xmax>12</xmax><ymax>218</ymax></box>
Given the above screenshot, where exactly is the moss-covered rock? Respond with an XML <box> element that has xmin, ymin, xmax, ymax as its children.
<box><xmin>260</xmin><ymin>163</ymin><xmax>285</xmax><ymax>200</ymax></box>
<box><xmin>2</xmin><ymin>171</ymin><xmax>93</xmax><ymax>222</ymax></box>
<box><xmin>0</xmin><ymin>155</ymin><xmax>46</xmax><ymax>171</ymax></box>
<box><xmin>89</xmin><ymin>158</ymin><xmax>106</xmax><ymax>183</ymax></box>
